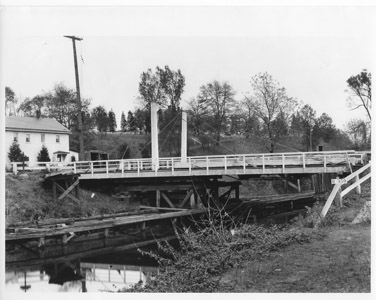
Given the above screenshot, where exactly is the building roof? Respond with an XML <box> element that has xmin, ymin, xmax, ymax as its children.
<box><xmin>5</xmin><ymin>116</ymin><xmax>71</xmax><ymax>134</ymax></box>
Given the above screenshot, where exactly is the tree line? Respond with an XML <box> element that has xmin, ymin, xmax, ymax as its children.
<box><xmin>5</xmin><ymin>68</ymin><xmax>371</xmax><ymax>156</ymax></box>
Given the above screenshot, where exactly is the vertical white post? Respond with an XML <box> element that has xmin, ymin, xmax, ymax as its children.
<box><xmin>355</xmin><ymin>175</ymin><xmax>361</xmax><ymax>194</ymax></box>
<box><xmin>262</xmin><ymin>155</ymin><xmax>265</xmax><ymax>173</ymax></box>
<box><xmin>302</xmin><ymin>153</ymin><xmax>306</xmax><ymax>169</ymax></box>
<box><xmin>151</xmin><ymin>102</ymin><xmax>159</xmax><ymax>171</ymax></box>
<box><xmin>181</xmin><ymin>111</ymin><xmax>187</xmax><ymax>163</ymax></box>
<box><xmin>188</xmin><ymin>157</ymin><xmax>192</xmax><ymax>175</ymax></box>
<box><xmin>12</xmin><ymin>163</ymin><xmax>18</xmax><ymax>175</ymax></box>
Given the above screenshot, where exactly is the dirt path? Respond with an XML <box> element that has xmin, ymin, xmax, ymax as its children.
<box><xmin>222</xmin><ymin>223</ymin><xmax>370</xmax><ymax>292</ymax></box>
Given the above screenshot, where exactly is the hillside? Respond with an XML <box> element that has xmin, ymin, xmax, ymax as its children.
<box><xmin>5</xmin><ymin>172</ymin><xmax>130</xmax><ymax>227</ymax></box>
<box><xmin>84</xmin><ymin>131</ymin><xmax>356</xmax><ymax>161</ymax></box>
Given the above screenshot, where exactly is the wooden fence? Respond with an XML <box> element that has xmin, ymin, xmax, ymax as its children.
<box><xmin>320</xmin><ymin>162</ymin><xmax>371</xmax><ymax>220</ymax></box>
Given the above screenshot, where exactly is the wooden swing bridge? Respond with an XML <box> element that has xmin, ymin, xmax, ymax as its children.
<box><xmin>6</xmin><ymin>148</ymin><xmax>369</xmax><ymax>268</ymax></box>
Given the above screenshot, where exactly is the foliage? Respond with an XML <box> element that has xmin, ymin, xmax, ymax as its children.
<box><xmin>5</xmin><ymin>86</ymin><xmax>17</xmax><ymax>116</ymax></box>
<box><xmin>245</xmin><ymin>72</ymin><xmax>298</xmax><ymax>153</ymax></box>
<box><xmin>197</xmin><ymin>81</ymin><xmax>236</xmax><ymax>146</ymax></box>
<box><xmin>92</xmin><ymin>105</ymin><xmax>108</xmax><ymax>132</ymax></box>
<box><xmin>345</xmin><ymin>118</ymin><xmax>371</xmax><ymax>150</ymax></box>
<box><xmin>138</xmin><ymin>66</ymin><xmax>185</xmax><ymax>110</ymax></box>
<box><xmin>346</xmin><ymin>70</ymin><xmax>372</xmax><ymax>121</ymax></box>
<box><xmin>18</xmin><ymin>83</ymin><xmax>91</xmax><ymax>129</ymax></box>
<box><xmin>8</xmin><ymin>142</ymin><xmax>28</xmax><ymax>162</ymax></box>
<box><xmin>120</xmin><ymin>111</ymin><xmax>127</xmax><ymax>132</ymax></box>
<box><xmin>37</xmin><ymin>145</ymin><xmax>51</xmax><ymax>162</ymax></box>
<box><xmin>108</xmin><ymin>109</ymin><xmax>117</xmax><ymax>132</ymax></box>
<box><xmin>158</xmin><ymin>65</ymin><xmax>185</xmax><ymax>111</ymax></box>
<box><xmin>127</xmin><ymin>110</ymin><xmax>137</xmax><ymax>131</ymax></box>
<box><xmin>123</xmin><ymin>207</ymin><xmax>319</xmax><ymax>293</ymax></box>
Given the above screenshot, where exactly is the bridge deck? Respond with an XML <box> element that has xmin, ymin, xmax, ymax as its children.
<box><xmin>67</xmin><ymin>150</ymin><xmax>361</xmax><ymax>180</ymax></box>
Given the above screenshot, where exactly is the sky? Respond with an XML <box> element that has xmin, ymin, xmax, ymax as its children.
<box><xmin>1</xmin><ymin>5</ymin><xmax>375</xmax><ymax>130</ymax></box>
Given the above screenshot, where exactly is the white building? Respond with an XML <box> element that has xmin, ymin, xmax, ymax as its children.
<box><xmin>5</xmin><ymin>116</ymin><xmax>78</xmax><ymax>169</ymax></box>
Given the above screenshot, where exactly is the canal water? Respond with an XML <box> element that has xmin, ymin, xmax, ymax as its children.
<box><xmin>5</xmin><ymin>246</ymin><xmax>159</xmax><ymax>293</ymax></box>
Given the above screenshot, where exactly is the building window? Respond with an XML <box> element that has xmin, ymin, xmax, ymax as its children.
<box><xmin>13</xmin><ymin>133</ymin><xmax>18</xmax><ymax>142</ymax></box>
<box><xmin>26</xmin><ymin>134</ymin><xmax>30</xmax><ymax>143</ymax></box>
<box><xmin>41</xmin><ymin>134</ymin><xmax>45</xmax><ymax>143</ymax></box>
<box><xmin>56</xmin><ymin>135</ymin><xmax>60</xmax><ymax>143</ymax></box>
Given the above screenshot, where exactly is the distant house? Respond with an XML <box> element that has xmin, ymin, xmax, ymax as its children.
<box><xmin>5</xmin><ymin>116</ymin><xmax>78</xmax><ymax>169</ymax></box>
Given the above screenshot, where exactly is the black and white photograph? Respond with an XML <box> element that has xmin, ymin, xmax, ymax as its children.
<box><xmin>1</xmin><ymin>1</ymin><xmax>374</xmax><ymax>298</ymax></box>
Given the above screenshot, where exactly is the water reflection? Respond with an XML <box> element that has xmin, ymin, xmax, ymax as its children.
<box><xmin>5</xmin><ymin>249</ymin><xmax>159</xmax><ymax>293</ymax></box>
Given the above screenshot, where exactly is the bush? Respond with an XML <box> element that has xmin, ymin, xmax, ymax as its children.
<box><xmin>122</xmin><ymin>208</ymin><xmax>320</xmax><ymax>293</ymax></box>
<box><xmin>37</xmin><ymin>145</ymin><xmax>51</xmax><ymax>162</ymax></box>
<box><xmin>8</xmin><ymin>142</ymin><xmax>28</xmax><ymax>162</ymax></box>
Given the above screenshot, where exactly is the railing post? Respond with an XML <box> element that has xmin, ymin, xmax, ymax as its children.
<box><xmin>137</xmin><ymin>161</ymin><xmax>140</xmax><ymax>177</ymax></box>
<box><xmin>302</xmin><ymin>153</ymin><xmax>306</xmax><ymax>169</ymax></box>
<box><xmin>282</xmin><ymin>154</ymin><xmax>285</xmax><ymax>173</ymax></box>
<box><xmin>224</xmin><ymin>156</ymin><xmax>227</xmax><ymax>174</ymax></box>
<box><xmin>188</xmin><ymin>157</ymin><xmax>192</xmax><ymax>175</ymax></box>
<box><xmin>171</xmin><ymin>158</ymin><xmax>174</xmax><ymax>175</ymax></box>
<box><xmin>106</xmin><ymin>161</ymin><xmax>109</xmax><ymax>177</ymax></box>
<box><xmin>243</xmin><ymin>155</ymin><xmax>246</xmax><ymax>174</ymax></box>
<box><xmin>90</xmin><ymin>162</ymin><xmax>94</xmax><ymax>176</ymax></box>
<box><xmin>206</xmin><ymin>157</ymin><xmax>209</xmax><ymax>175</ymax></box>
<box><xmin>261</xmin><ymin>155</ymin><xmax>265</xmax><ymax>173</ymax></box>
<box><xmin>121</xmin><ymin>160</ymin><xmax>124</xmax><ymax>177</ymax></box>
<box><xmin>324</xmin><ymin>154</ymin><xmax>327</xmax><ymax>172</ymax></box>
<box><xmin>73</xmin><ymin>163</ymin><xmax>76</xmax><ymax>174</ymax></box>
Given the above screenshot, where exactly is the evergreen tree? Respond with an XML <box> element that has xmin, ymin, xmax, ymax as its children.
<box><xmin>120</xmin><ymin>111</ymin><xmax>127</xmax><ymax>132</ymax></box>
<box><xmin>108</xmin><ymin>109</ymin><xmax>117</xmax><ymax>132</ymax></box>
<box><xmin>127</xmin><ymin>111</ymin><xmax>135</xmax><ymax>131</ymax></box>
<box><xmin>8</xmin><ymin>142</ymin><xmax>27</xmax><ymax>162</ymax></box>
<box><xmin>37</xmin><ymin>145</ymin><xmax>51</xmax><ymax>162</ymax></box>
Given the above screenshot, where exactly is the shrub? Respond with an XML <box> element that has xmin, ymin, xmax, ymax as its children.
<box><xmin>37</xmin><ymin>145</ymin><xmax>51</xmax><ymax>162</ymax></box>
<box><xmin>122</xmin><ymin>207</ymin><xmax>320</xmax><ymax>293</ymax></box>
<box><xmin>8</xmin><ymin>142</ymin><xmax>28</xmax><ymax>162</ymax></box>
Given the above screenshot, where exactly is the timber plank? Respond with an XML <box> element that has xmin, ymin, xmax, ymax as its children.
<box><xmin>6</xmin><ymin>209</ymin><xmax>205</xmax><ymax>241</ymax></box>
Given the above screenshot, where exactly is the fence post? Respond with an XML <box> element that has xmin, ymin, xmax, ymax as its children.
<box><xmin>12</xmin><ymin>163</ymin><xmax>18</xmax><ymax>175</ymax></box>
<box><xmin>355</xmin><ymin>175</ymin><xmax>361</xmax><ymax>194</ymax></box>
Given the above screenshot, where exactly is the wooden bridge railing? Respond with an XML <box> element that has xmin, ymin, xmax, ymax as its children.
<box><xmin>10</xmin><ymin>150</ymin><xmax>367</xmax><ymax>177</ymax></box>
<box><xmin>320</xmin><ymin>161</ymin><xmax>371</xmax><ymax>221</ymax></box>
<box><xmin>69</xmin><ymin>150</ymin><xmax>360</xmax><ymax>178</ymax></box>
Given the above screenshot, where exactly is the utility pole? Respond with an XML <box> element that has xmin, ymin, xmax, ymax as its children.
<box><xmin>64</xmin><ymin>35</ymin><xmax>85</xmax><ymax>160</ymax></box>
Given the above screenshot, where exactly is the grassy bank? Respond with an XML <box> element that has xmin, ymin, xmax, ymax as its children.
<box><xmin>122</xmin><ymin>181</ymin><xmax>371</xmax><ymax>293</ymax></box>
<box><xmin>5</xmin><ymin>172</ymin><xmax>128</xmax><ymax>226</ymax></box>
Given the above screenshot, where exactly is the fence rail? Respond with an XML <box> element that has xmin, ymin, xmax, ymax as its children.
<box><xmin>320</xmin><ymin>161</ymin><xmax>371</xmax><ymax>221</ymax></box>
<box><xmin>10</xmin><ymin>150</ymin><xmax>366</xmax><ymax>178</ymax></box>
